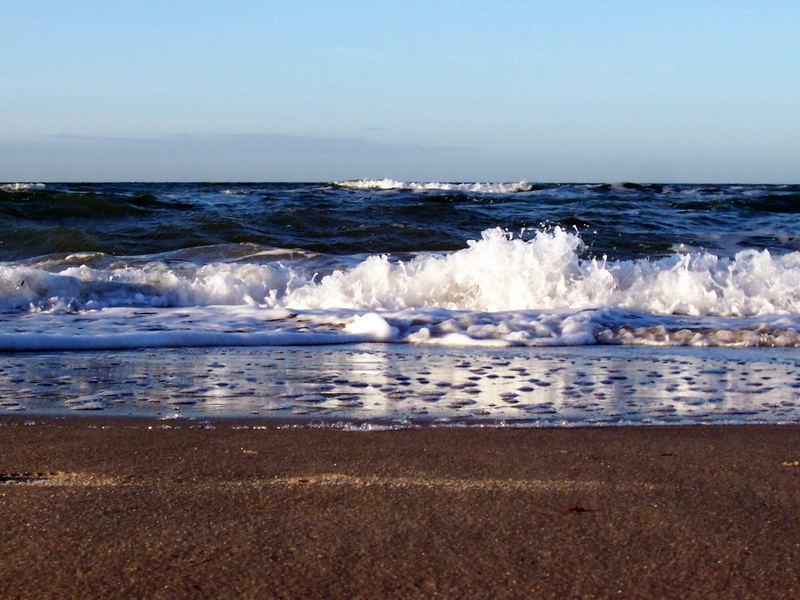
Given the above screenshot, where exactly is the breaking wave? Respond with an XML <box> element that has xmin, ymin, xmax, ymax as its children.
<box><xmin>3</xmin><ymin>227</ymin><xmax>797</xmax><ymax>317</ymax></box>
<box><xmin>0</xmin><ymin>227</ymin><xmax>799</xmax><ymax>350</ymax></box>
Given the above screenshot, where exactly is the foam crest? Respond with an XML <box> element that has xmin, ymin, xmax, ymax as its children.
<box><xmin>331</xmin><ymin>179</ymin><xmax>535</xmax><ymax>193</ymax></box>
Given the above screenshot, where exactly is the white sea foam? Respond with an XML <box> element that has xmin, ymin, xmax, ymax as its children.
<box><xmin>332</xmin><ymin>179</ymin><xmax>536</xmax><ymax>193</ymax></box>
<box><xmin>0</xmin><ymin>183</ymin><xmax>46</xmax><ymax>192</ymax></box>
<box><xmin>1</xmin><ymin>227</ymin><xmax>799</xmax><ymax>350</ymax></box>
<box><xmin>282</xmin><ymin>228</ymin><xmax>800</xmax><ymax>317</ymax></box>
<box><xmin>343</xmin><ymin>312</ymin><xmax>398</xmax><ymax>340</ymax></box>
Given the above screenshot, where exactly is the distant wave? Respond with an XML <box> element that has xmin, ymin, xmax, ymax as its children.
<box><xmin>330</xmin><ymin>179</ymin><xmax>537</xmax><ymax>193</ymax></box>
<box><xmin>0</xmin><ymin>183</ymin><xmax>46</xmax><ymax>192</ymax></box>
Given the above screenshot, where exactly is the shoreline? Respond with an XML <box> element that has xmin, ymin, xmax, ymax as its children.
<box><xmin>2</xmin><ymin>418</ymin><xmax>800</xmax><ymax>597</ymax></box>
<box><xmin>4</xmin><ymin>412</ymin><xmax>800</xmax><ymax>429</ymax></box>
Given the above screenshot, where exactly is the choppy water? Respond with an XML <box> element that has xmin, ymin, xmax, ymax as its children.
<box><xmin>0</xmin><ymin>179</ymin><xmax>799</xmax><ymax>351</ymax></box>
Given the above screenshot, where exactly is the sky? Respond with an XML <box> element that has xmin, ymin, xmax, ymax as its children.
<box><xmin>2</xmin><ymin>1</ymin><xmax>799</xmax><ymax>182</ymax></box>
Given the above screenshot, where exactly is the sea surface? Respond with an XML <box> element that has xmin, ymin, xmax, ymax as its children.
<box><xmin>1</xmin><ymin>179</ymin><xmax>799</xmax><ymax>423</ymax></box>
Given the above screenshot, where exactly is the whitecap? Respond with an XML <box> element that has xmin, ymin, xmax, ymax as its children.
<box><xmin>331</xmin><ymin>179</ymin><xmax>536</xmax><ymax>193</ymax></box>
<box><xmin>1</xmin><ymin>183</ymin><xmax>46</xmax><ymax>192</ymax></box>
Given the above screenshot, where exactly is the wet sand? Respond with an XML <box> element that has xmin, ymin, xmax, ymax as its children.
<box><xmin>2</xmin><ymin>417</ymin><xmax>800</xmax><ymax>598</ymax></box>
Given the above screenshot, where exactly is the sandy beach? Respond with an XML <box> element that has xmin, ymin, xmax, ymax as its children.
<box><xmin>2</xmin><ymin>416</ymin><xmax>799</xmax><ymax>598</ymax></box>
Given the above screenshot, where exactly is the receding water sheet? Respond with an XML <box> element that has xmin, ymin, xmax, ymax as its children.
<box><xmin>2</xmin><ymin>345</ymin><xmax>799</xmax><ymax>426</ymax></box>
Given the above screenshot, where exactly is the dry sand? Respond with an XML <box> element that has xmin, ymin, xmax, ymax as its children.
<box><xmin>1</xmin><ymin>416</ymin><xmax>800</xmax><ymax>598</ymax></box>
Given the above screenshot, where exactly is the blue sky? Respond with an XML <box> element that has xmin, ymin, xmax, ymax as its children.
<box><xmin>2</xmin><ymin>1</ymin><xmax>798</xmax><ymax>182</ymax></box>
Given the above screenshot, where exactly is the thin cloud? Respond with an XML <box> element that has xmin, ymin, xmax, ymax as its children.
<box><xmin>0</xmin><ymin>133</ymin><xmax>473</xmax><ymax>181</ymax></box>
<box><xmin>41</xmin><ymin>133</ymin><xmax>468</xmax><ymax>155</ymax></box>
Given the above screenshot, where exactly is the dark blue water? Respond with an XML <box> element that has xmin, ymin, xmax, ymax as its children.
<box><xmin>2</xmin><ymin>181</ymin><xmax>799</xmax><ymax>261</ymax></box>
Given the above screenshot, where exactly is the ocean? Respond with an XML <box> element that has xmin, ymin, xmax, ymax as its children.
<box><xmin>1</xmin><ymin>179</ymin><xmax>799</xmax><ymax>424</ymax></box>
